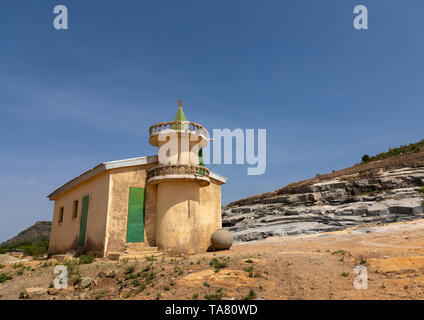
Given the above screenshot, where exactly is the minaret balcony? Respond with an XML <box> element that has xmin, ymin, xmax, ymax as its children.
<box><xmin>146</xmin><ymin>164</ymin><xmax>210</xmax><ymax>186</ymax></box>
<box><xmin>148</xmin><ymin>121</ymin><xmax>209</xmax><ymax>147</ymax></box>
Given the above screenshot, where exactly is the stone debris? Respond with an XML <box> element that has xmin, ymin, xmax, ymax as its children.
<box><xmin>22</xmin><ymin>287</ymin><xmax>47</xmax><ymax>299</ymax></box>
<box><xmin>79</xmin><ymin>277</ymin><xmax>94</xmax><ymax>289</ymax></box>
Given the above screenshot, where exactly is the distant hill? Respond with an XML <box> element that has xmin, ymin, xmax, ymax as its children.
<box><xmin>0</xmin><ymin>221</ymin><xmax>51</xmax><ymax>248</ymax></box>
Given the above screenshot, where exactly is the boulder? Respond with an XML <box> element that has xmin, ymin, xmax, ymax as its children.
<box><xmin>22</xmin><ymin>287</ymin><xmax>47</xmax><ymax>299</ymax></box>
<box><xmin>211</xmin><ymin>229</ymin><xmax>233</xmax><ymax>250</ymax></box>
<box><xmin>50</xmin><ymin>254</ymin><xmax>75</xmax><ymax>263</ymax></box>
<box><xmin>47</xmin><ymin>287</ymin><xmax>73</xmax><ymax>295</ymax></box>
<box><xmin>107</xmin><ymin>253</ymin><xmax>121</xmax><ymax>261</ymax></box>
<box><xmin>80</xmin><ymin>277</ymin><xmax>94</xmax><ymax>289</ymax></box>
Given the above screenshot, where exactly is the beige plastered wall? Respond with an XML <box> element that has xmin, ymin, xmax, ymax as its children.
<box><xmin>104</xmin><ymin>163</ymin><xmax>158</xmax><ymax>255</ymax></box>
<box><xmin>48</xmin><ymin>171</ymin><xmax>110</xmax><ymax>256</ymax></box>
<box><xmin>199</xmin><ymin>178</ymin><xmax>223</xmax><ymax>250</ymax></box>
<box><xmin>155</xmin><ymin>177</ymin><xmax>223</xmax><ymax>254</ymax></box>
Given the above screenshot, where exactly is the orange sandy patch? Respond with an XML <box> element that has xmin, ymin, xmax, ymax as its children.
<box><xmin>176</xmin><ymin>269</ymin><xmax>275</xmax><ymax>290</ymax></box>
<box><xmin>368</xmin><ymin>256</ymin><xmax>424</xmax><ymax>274</ymax></box>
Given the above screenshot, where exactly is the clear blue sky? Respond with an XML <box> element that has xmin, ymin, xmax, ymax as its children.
<box><xmin>1</xmin><ymin>1</ymin><xmax>423</xmax><ymax>242</ymax></box>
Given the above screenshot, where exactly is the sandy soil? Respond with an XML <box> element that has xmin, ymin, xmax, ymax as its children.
<box><xmin>1</xmin><ymin>219</ymin><xmax>424</xmax><ymax>300</ymax></box>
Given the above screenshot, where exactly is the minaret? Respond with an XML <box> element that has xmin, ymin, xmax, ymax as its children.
<box><xmin>147</xmin><ymin>101</ymin><xmax>210</xmax><ymax>254</ymax></box>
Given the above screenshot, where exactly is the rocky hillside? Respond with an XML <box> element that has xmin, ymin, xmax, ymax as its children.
<box><xmin>0</xmin><ymin>221</ymin><xmax>51</xmax><ymax>247</ymax></box>
<box><xmin>223</xmin><ymin>150</ymin><xmax>424</xmax><ymax>241</ymax></box>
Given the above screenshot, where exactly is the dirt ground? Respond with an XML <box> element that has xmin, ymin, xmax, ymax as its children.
<box><xmin>1</xmin><ymin>218</ymin><xmax>424</xmax><ymax>300</ymax></box>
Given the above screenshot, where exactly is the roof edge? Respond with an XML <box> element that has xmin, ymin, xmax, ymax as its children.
<box><xmin>47</xmin><ymin>155</ymin><xmax>227</xmax><ymax>200</ymax></box>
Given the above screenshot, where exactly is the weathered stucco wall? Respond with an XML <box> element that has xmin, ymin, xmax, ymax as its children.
<box><xmin>156</xmin><ymin>181</ymin><xmax>201</xmax><ymax>254</ymax></box>
<box><xmin>199</xmin><ymin>178</ymin><xmax>223</xmax><ymax>250</ymax></box>
<box><xmin>104</xmin><ymin>163</ymin><xmax>157</xmax><ymax>254</ymax></box>
<box><xmin>48</xmin><ymin>172</ymin><xmax>110</xmax><ymax>256</ymax></box>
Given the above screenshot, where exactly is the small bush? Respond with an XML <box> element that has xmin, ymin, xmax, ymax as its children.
<box><xmin>203</xmin><ymin>281</ymin><xmax>210</xmax><ymax>287</ymax></box>
<box><xmin>243</xmin><ymin>289</ymin><xmax>257</xmax><ymax>300</ymax></box>
<box><xmin>64</xmin><ymin>259</ymin><xmax>80</xmax><ymax>277</ymax></box>
<box><xmin>332</xmin><ymin>250</ymin><xmax>347</xmax><ymax>256</ymax></box>
<box><xmin>132</xmin><ymin>279</ymin><xmax>141</xmax><ymax>287</ymax></box>
<box><xmin>79</xmin><ymin>253</ymin><xmax>96</xmax><ymax>264</ymax></box>
<box><xmin>359</xmin><ymin>139</ymin><xmax>424</xmax><ymax>164</ymax></box>
<box><xmin>145</xmin><ymin>272</ymin><xmax>155</xmax><ymax>284</ymax></box>
<box><xmin>95</xmin><ymin>290</ymin><xmax>107</xmax><ymax>300</ymax></box>
<box><xmin>73</xmin><ymin>275</ymin><xmax>82</xmax><ymax>286</ymax></box>
<box><xmin>0</xmin><ymin>273</ymin><xmax>12</xmax><ymax>283</ymax></box>
<box><xmin>192</xmin><ymin>293</ymin><xmax>199</xmax><ymax>300</ymax></box>
<box><xmin>209</xmin><ymin>258</ymin><xmax>228</xmax><ymax>272</ymax></box>
<box><xmin>361</xmin><ymin>155</ymin><xmax>370</xmax><ymax>163</ymax></box>
<box><xmin>135</xmin><ymin>283</ymin><xmax>147</xmax><ymax>293</ymax></box>
<box><xmin>125</xmin><ymin>266</ymin><xmax>135</xmax><ymax>274</ymax></box>
<box><xmin>341</xmin><ymin>272</ymin><xmax>349</xmax><ymax>277</ymax></box>
<box><xmin>244</xmin><ymin>266</ymin><xmax>254</xmax><ymax>278</ymax></box>
<box><xmin>205</xmin><ymin>292</ymin><xmax>223</xmax><ymax>300</ymax></box>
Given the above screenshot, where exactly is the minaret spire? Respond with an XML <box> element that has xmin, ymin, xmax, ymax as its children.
<box><xmin>174</xmin><ymin>99</ymin><xmax>187</xmax><ymax>122</ymax></box>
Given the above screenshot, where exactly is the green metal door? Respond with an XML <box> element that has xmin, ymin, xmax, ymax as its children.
<box><xmin>78</xmin><ymin>195</ymin><xmax>89</xmax><ymax>246</ymax></box>
<box><xmin>126</xmin><ymin>187</ymin><xmax>145</xmax><ymax>243</ymax></box>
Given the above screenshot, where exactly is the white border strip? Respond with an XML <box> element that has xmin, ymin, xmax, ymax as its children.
<box><xmin>47</xmin><ymin>155</ymin><xmax>227</xmax><ymax>200</ymax></box>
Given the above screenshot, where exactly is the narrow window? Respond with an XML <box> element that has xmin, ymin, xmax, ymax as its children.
<box><xmin>73</xmin><ymin>200</ymin><xmax>79</xmax><ymax>219</ymax></box>
<box><xmin>59</xmin><ymin>207</ymin><xmax>64</xmax><ymax>223</ymax></box>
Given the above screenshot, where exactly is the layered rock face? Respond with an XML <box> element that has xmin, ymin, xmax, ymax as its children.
<box><xmin>223</xmin><ymin>166</ymin><xmax>424</xmax><ymax>242</ymax></box>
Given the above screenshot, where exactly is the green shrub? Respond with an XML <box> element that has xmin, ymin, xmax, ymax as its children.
<box><xmin>0</xmin><ymin>240</ymin><xmax>49</xmax><ymax>257</ymax></box>
<box><xmin>361</xmin><ymin>155</ymin><xmax>370</xmax><ymax>163</ymax></box>
<box><xmin>0</xmin><ymin>273</ymin><xmax>12</xmax><ymax>283</ymax></box>
<box><xmin>125</xmin><ymin>266</ymin><xmax>135</xmax><ymax>274</ymax></box>
<box><xmin>64</xmin><ymin>259</ymin><xmax>80</xmax><ymax>277</ymax></box>
<box><xmin>244</xmin><ymin>266</ymin><xmax>254</xmax><ymax>278</ymax></box>
<box><xmin>73</xmin><ymin>275</ymin><xmax>82</xmax><ymax>286</ymax></box>
<box><xmin>360</xmin><ymin>139</ymin><xmax>424</xmax><ymax>164</ymax></box>
<box><xmin>209</xmin><ymin>258</ymin><xmax>228</xmax><ymax>272</ymax></box>
<box><xmin>79</xmin><ymin>253</ymin><xmax>96</xmax><ymax>264</ymax></box>
<box><xmin>205</xmin><ymin>289</ymin><xmax>223</xmax><ymax>300</ymax></box>
<box><xmin>243</xmin><ymin>289</ymin><xmax>257</xmax><ymax>300</ymax></box>
<box><xmin>95</xmin><ymin>290</ymin><xmax>107</xmax><ymax>300</ymax></box>
<box><xmin>132</xmin><ymin>279</ymin><xmax>141</xmax><ymax>287</ymax></box>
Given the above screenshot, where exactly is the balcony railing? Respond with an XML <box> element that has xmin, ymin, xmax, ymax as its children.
<box><xmin>149</xmin><ymin>121</ymin><xmax>208</xmax><ymax>139</ymax></box>
<box><xmin>147</xmin><ymin>164</ymin><xmax>210</xmax><ymax>185</ymax></box>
